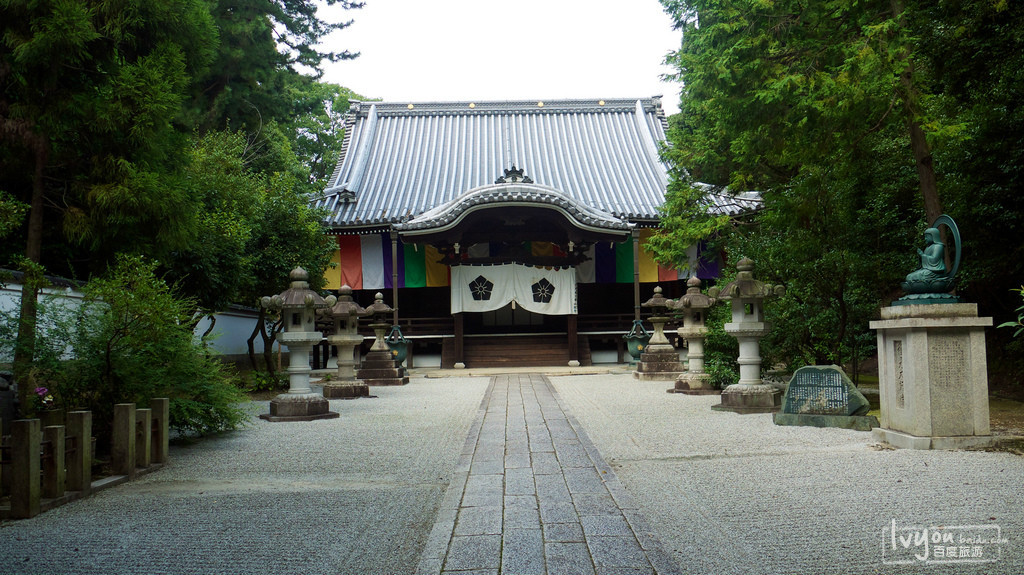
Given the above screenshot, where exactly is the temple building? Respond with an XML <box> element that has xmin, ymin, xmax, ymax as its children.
<box><xmin>313</xmin><ymin>97</ymin><xmax>757</xmax><ymax>368</ymax></box>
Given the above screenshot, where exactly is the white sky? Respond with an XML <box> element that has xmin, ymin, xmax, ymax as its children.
<box><xmin>318</xmin><ymin>0</ymin><xmax>682</xmax><ymax>115</ymax></box>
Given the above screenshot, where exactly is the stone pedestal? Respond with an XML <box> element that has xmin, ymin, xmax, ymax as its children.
<box><xmin>672</xmin><ymin>372</ymin><xmax>718</xmax><ymax>395</ymax></box>
<box><xmin>322</xmin><ymin>333</ymin><xmax>369</xmax><ymax>399</ymax></box>
<box><xmin>869</xmin><ymin>303</ymin><xmax>992</xmax><ymax>449</ymax></box>
<box><xmin>356</xmin><ymin>321</ymin><xmax>409</xmax><ymax>386</ymax></box>
<box><xmin>356</xmin><ymin>350</ymin><xmax>410</xmax><ymax>386</ymax></box>
<box><xmin>634</xmin><ymin>315</ymin><xmax>685</xmax><ymax>381</ymax></box>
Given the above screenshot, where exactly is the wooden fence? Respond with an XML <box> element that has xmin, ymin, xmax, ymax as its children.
<box><xmin>0</xmin><ymin>398</ymin><xmax>169</xmax><ymax>520</ymax></box>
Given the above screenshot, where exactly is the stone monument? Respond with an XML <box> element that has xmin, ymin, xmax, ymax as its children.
<box><xmin>634</xmin><ymin>287</ymin><xmax>686</xmax><ymax>380</ymax></box>
<box><xmin>871</xmin><ymin>215</ymin><xmax>993</xmax><ymax>449</ymax></box>
<box><xmin>322</xmin><ymin>285</ymin><xmax>370</xmax><ymax>399</ymax></box>
<box><xmin>259</xmin><ymin>267</ymin><xmax>340</xmax><ymax>422</ymax></box>
<box><xmin>667</xmin><ymin>277</ymin><xmax>719</xmax><ymax>394</ymax></box>
<box><xmin>773</xmin><ymin>365</ymin><xmax>879</xmax><ymax>431</ymax></box>
<box><xmin>355</xmin><ymin>293</ymin><xmax>410</xmax><ymax>386</ymax></box>
<box><xmin>711</xmin><ymin>258</ymin><xmax>786</xmax><ymax>413</ymax></box>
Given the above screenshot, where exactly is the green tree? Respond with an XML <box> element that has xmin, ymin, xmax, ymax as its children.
<box><xmin>161</xmin><ymin>130</ymin><xmax>335</xmax><ymax>370</ymax></box>
<box><xmin>1</xmin><ymin>0</ymin><xmax>217</xmax><ymax>412</ymax></box>
<box><xmin>185</xmin><ymin>0</ymin><xmax>361</xmax><ymax>133</ymax></box>
<box><xmin>655</xmin><ymin>0</ymin><xmax>1024</xmax><ymax>377</ymax></box>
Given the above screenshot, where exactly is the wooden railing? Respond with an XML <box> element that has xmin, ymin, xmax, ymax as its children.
<box><xmin>0</xmin><ymin>398</ymin><xmax>169</xmax><ymax>520</ymax></box>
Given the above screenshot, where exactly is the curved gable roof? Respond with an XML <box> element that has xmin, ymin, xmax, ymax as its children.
<box><xmin>395</xmin><ymin>182</ymin><xmax>633</xmax><ymax>237</ymax></box>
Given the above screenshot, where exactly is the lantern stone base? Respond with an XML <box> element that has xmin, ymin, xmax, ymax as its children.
<box><xmin>356</xmin><ymin>350</ymin><xmax>409</xmax><ymax>386</ymax></box>
<box><xmin>633</xmin><ymin>346</ymin><xmax>685</xmax><ymax>381</ymax></box>
<box><xmin>260</xmin><ymin>393</ymin><xmax>339</xmax><ymax>422</ymax></box>
<box><xmin>668</xmin><ymin>373</ymin><xmax>720</xmax><ymax>395</ymax></box>
<box><xmin>711</xmin><ymin>383</ymin><xmax>781</xmax><ymax>413</ymax></box>
<box><xmin>321</xmin><ymin>381</ymin><xmax>371</xmax><ymax>399</ymax></box>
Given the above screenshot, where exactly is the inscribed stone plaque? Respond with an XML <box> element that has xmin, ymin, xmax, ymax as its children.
<box><xmin>781</xmin><ymin>365</ymin><xmax>871</xmax><ymax>416</ymax></box>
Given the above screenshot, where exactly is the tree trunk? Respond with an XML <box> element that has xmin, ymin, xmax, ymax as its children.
<box><xmin>261</xmin><ymin>318</ymin><xmax>280</xmax><ymax>376</ymax></box>
<box><xmin>246</xmin><ymin>307</ymin><xmax>265</xmax><ymax>370</ymax></box>
<box><xmin>907</xmin><ymin>119</ymin><xmax>943</xmax><ymax>225</ymax></box>
<box><xmin>13</xmin><ymin>144</ymin><xmax>48</xmax><ymax>416</ymax></box>
<box><xmin>892</xmin><ymin>0</ymin><xmax>943</xmax><ymax>224</ymax></box>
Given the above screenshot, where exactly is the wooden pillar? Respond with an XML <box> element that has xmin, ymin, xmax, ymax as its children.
<box><xmin>42</xmin><ymin>425</ymin><xmax>65</xmax><ymax>499</ymax></box>
<box><xmin>391</xmin><ymin>230</ymin><xmax>400</xmax><ymax>326</ymax></box>
<box><xmin>112</xmin><ymin>403</ymin><xmax>136</xmax><ymax>479</ymax></box>
<box><xmin>11</xmin><ymin>419</ymin><xmax>41</xmax><ymax>519</ymax></box>
<box><xmin>150</xmin><ymin>398</ymin><xmax>169</xmax><ymax>464</ymax></box>
<box><xmin>568</xmin><ymin>315</ymin><xmax>579</xmax><ymax>363</ymax></box>
<box><xmin>632</xmin><ymin>228</ymin><xmax>641</xmax><ymax>321</ymax></box>
<box><xmin>67</xmin><ymin>410</ymin><xmax>92</xmax><ymax>494</ymax></box>
<box><xmin>454</xmin><ymin>312</ymin><xmax>464</xmax><ymax>366</ymax></box>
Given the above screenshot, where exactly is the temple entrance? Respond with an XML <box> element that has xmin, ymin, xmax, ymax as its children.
<box><xmin>468</xmin><ymin>304</ymin><xmax>567</xmax><ymax>334</ymax></box>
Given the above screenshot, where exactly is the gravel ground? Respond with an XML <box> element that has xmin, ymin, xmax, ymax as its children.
<box><xmin>550</xmin><ymin>373</ymin><xmax>1024</xmax><ymax>575</ymax></box>
<box><xmin>0</xmin><ymin>376</ymin><xmax>490</xmax><ymax>575</ymax></box>
<box><xmin>3</xmin><ymin>371</ymin><xmax>1021</xmax><ymax>575</ymax></box>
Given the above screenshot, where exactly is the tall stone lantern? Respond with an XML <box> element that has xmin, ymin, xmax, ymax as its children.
<box><xmin>667</xmin><ymin>277</ymin><xmax>718</xmax><ymax>394</ymax></box>
<box><xmin>355</xmin><ymin>293</ymin><xmax>409</xmax><ymax>386</ymax></box>
<box><xmin>711</xmin><ymin>258</ymin><xmax>785</xmax><ymax>413</ymax></box>
<box><xmin>322</xmin><ymin>285</ymin><xmax>370</xmax><ymax>399</ymax></box>
<box><xmin>259</xmin><ymin>267</ymin><xmax>340</xmax><ymax>422</ymax></box>
<box><xmin>634</xmin><ymin>286</ymin><xmax>686</xmax><ymax>380</ymax></box>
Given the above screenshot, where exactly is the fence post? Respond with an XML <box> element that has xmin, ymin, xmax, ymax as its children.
<box><xmin>42</xmin><ymin>425</ymin><xmax>66</xmax><ymax>499</ymax></box>
<box><xmin>151</xmin><ymin>398</ymin><xmax>169</xmax><ymax>464</ymax></box>
<box><xmin>66</xmin><ymin>411</ymin><xmax>92</xmax><ymax>495</ymax></box>
<box><xmin>112</xmin><ymin>403</ymin><xmax>136</xmax><ymax>480</ymax></box>
<box><xmin>11</xmin><ymin>419</ymin><xmax>41</xmax><ymax>519</ymax></box>
<box><xmin>135</xmin><ymin>408</ymin><xmax>152</xmax><ymax>468</ymax></box>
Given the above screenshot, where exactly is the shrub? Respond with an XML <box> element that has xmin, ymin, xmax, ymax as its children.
<box><xmin>49</xmin><ymin>255</ymin><xmax>248</xmax><ymax>441</ymax></box>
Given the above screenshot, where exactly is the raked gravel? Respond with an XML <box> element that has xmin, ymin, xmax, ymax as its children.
<box><xmin>0</xmin><ymin>376</ymin><xmax>490</xmax><ymax>575</ymax></box>
<box><xmin>550</xmin><ymin>373</ymin><xmax>1024</xmax><ymax>575</ymax></box>
<box><xmin>2</xmin><ymin>370</ymin><xmax>1022</xmax><ymax>575</ymax></box>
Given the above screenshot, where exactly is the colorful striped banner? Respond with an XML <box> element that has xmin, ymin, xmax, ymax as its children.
<box><xmin>323</xmin><ymin>233</ymin><xmax>701</xmax><ymax>291</ymax></box>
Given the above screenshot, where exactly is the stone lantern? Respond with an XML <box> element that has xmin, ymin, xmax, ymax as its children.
<box><xmin>322</xmin><ymin>285</ymin><xmax>370</xmax><ymax>399</ymax></box>
<box><xmin>711</xmin><ymin>258</ymin><xmax>785</xmax><ymax>413</ymax></box>
<box><xmin>667</xmin><ymin>277</ymin><xmax>718</xmax><ymax>394</ymax></box>
<box><xmin>355</xmin><ymin>293</ymin><xmax>409</xmax><ymax>386</ymax></box>
<box><xmin>259</xmin><ymin>267</ymin><xmax>340</xmax><ymax>421</ymax></box>
<box><xmin>634</xmin><ymin>286</ymin><xmax>686</xmax><ymax>380</ymax></box>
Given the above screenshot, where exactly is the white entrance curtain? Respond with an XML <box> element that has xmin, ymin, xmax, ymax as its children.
<box><xmin>451</xmin><ymin>263</ymin><xmax>577</xmax><ymax>315</ymax></box>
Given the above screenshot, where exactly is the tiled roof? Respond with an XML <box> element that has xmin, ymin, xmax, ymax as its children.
<box><xmin>315</xmin><ymin>98</ymin><xmax>759</xmax><ymax>229</ymax></box>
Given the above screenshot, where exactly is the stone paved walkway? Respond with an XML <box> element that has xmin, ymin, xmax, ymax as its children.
<box><xmin>416</xmin><ymin>374</ymin><xmax>682</xmax><ymax>575</ymax></box>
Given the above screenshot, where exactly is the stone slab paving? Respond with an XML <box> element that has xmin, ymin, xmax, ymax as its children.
<box><xmin>416</xmin><ymin>373</ymin><xmax>683</xmax><ymax>575</ymax></box>
<box><xmin>552</xmin><ymin>374</ymin><xmax>1024</xmax><ymax>575</ymax></box>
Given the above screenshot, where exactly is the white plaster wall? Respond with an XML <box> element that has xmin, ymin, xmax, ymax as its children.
<box><xmin>193</xmin><ymin>308</ymin><xmax>260</xmax><ymax>357</ymax></box>
<box><xmin>1</xmin><ymin>280</ymin><xmax>259</xmax><ymax>362</ymax></box>
<box><xmin>1</xmin><ymin>281</ymin><xmax>86</xmax><ymax>363</ymax></box>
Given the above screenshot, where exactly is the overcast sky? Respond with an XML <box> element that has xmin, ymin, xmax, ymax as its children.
<box><xmin>318</xmin><ymin>0</ymin><xmax>683</xmax><ymax>115</ymax></box>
